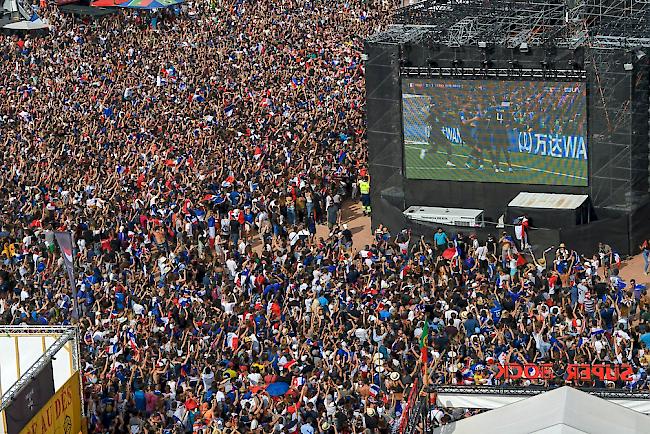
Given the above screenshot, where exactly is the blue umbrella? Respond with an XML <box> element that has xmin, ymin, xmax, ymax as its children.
<box><xmin>266</xmin><ymin>382</ymin><xmax>290</xmax><ymax>397</ymax></box>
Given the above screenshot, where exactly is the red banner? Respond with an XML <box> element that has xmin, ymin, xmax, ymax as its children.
<box><xmin>494</xmin><ymin>363</ymin><xmax>633</xmax><ymax>382</ymax></box>
<box><xmin>399</xmin><ymin>376</ymin><xmax>420</xmax><ymax>433</ymax></box>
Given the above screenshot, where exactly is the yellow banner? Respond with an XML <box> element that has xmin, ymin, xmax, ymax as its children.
<box><xmin>19</xmin><ymin>372</ymin><xmax>82</xmax><ymax>434</ymax></box>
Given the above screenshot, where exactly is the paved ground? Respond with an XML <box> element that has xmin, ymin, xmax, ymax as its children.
<box><xmin>314</xmin><ymin>200</ymin><xmax>373</xmax><ymax>250</ymax></box>
<box><xmin>618</xmin><ymin>252</ymin><xmax>649</xmax><ymax>286</ymax></box>
<box><xmin>251</xmin><ymin>201</ymin><xmax>373</xmax><ymax>253</ymax></box>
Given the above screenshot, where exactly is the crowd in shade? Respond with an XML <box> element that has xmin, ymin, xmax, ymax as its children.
<box><xmin>1</xmin><ymin>0</ymin><xmax>650</xmax><ymax>433</ymax></box>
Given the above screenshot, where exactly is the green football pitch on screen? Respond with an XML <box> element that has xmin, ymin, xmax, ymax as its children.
<box><xmin>402</xmin><ymin>78</ymin><xmax>588</xmax><ymax>187</ymax></box>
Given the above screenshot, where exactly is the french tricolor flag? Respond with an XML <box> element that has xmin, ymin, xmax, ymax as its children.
<box><xmin>290</xmin><ymin>77</ymin><xmax>302</xmax><ymax>88</ymax></box>
<box><xmin>224</xmin><ymin>104</ymin><xmax>235</xmax><ymax>117</ymax></box>
<box><xmin>224</xmin><ymin>175</ymin><xmax>235</xmax><ymax>186</ymax></box>
<box><xmin>291</xmin><ymin>376</ymin><xmax>305</xmax><ymax>388</ymax></box>
<box><xmin>461</xmin><ymin>367</ymin><xmax>474</xmax><ymax>384</ymax></box>
<box><xmin>106</xmin><ymin>343</ymin><xmax>119</xmax><ymax>354</ymax></box>
<box><xmin>399</xmin><ymin>265</ymin><xmax>410</xmax><ymax>280</ymax></box>
<box><xmin>261</xmin><ymin>97</ymin><xmax>272</xmax><ymax>107</ymax></box>
<box><xmin>127</xmin><ymin>330</ymin><xmax>138</xmax><ymax>351</ymax></box>
<box><xmin>227</xmin><ymin>332</ymin><xmax>239</xmax><ymax>350</ymax></box>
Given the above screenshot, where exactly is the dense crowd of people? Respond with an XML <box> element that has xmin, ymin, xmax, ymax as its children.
<box><xmin>1</xmin><ymin>0</ymin><xmax>650</xmax><ymax>433</ymax></box>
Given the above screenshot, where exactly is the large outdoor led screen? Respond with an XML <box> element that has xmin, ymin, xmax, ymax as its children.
<box><xmin>402</xmin><ymin>79</ymin><xmax>588</xmax><ymax>186</ymax></box>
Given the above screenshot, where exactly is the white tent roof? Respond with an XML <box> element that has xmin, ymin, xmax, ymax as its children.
<box><xmin>2</xmin><ymin>17</ymin><xmax>49</xmax><ymax>29</ymax></box>
<box><xmin>433</xmin><ymin>386</ymin><xmax>650</xmax><ymax>434</ymax></box>
<box><xmin>1</xmin><ymin>0</ymin><xmax>49</xmax><ymax>30</ymax></box>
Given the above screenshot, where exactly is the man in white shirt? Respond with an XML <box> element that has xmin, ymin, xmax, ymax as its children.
<box><xmin>201</xmin><ymin>368</ymin><xmax>214</xmax><ymax>390</ymax></box>
<box><xmin>475</xmin><ymin>244</ymin><xmax>488</xmax><ymax>271</ymax></box>
<box><xmin>577</xmin><ymin>280</ymin><xmax>589</xmax><ymax>306</ymax></box>
<box><xmin>288</xmin><ymin>227</ymin><xmax>299</xmax><ymax>246</ymax></box>
<box><xmin>225</xmin><ymin>256</ymin><xmax>237</xmax><ymax>281</ymax></box>
<box><xmin>297</xmin><ymin>226</ymin><xmax>310</xmax><ymax>242</ymax></box>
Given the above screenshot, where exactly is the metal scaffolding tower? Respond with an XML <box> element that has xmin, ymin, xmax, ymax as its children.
<box><xmin>392</xmin><ymin>0</ymin><xmax>650</xmax><ymax>49</ymax></box>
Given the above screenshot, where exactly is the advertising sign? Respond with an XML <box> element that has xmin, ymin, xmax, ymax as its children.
<box><xmin>5</xmin><ymin>362</ymin><xmax>55</xmax><ymax>434</ymax></box>
<box><xmin>493</xmin><ymin>363</ymin><xmax>634</xmax><ymax>382</ymax></box>
<box><xmin>19</xmin><ymin>372</ymin><xmax>82</xmax><ymax>434</ymax></box>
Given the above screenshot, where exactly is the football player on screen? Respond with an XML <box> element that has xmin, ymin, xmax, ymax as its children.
<box><xmin>486</xmin><ymin>96</ymin><xmax>513</xmax><ymax>173</ymax></box>
<box><xmin>459</xmin><ymin>103</ymin><xmax>484</xmax><ymax>170</ymax></box>
<box><xmin>473</xmin><ymin>100</ymin><xmax>487</xmax><ymax>169</ymax></box>
<box><xmin>420</xmin><ymin>101</ymin><xmax>455</xmax><ymax>167</ymax></box>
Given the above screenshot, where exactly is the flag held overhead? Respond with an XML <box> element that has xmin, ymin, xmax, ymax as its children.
<box><xmin>54</xmin><ymin>232</ymin><xmax>79</xmax><ymax>320</ymax></box>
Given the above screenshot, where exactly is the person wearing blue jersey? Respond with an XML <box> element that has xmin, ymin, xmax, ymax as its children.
<box><xmin>473</xmin><ymin>102</ymin><xmax>493</xmax><ymax>168</ymax></box>
<box><xmin>459</xmin><ymin>104</ymin><xmax>484</xmax><ymax>169</ymax></box>
<box><xmin>486</xmin><ymin>98</ymin><xmax>513</xmax><ymax>173</ymax></box>
<box><xmin>511</xmin><ymin>101</ymin><xmax>527</xmax><ymax>150</ymax></box>
<box><xmin>420</xmin><ymin>102</ymin><xmax>455</xmax><ymax>167</ymax></box>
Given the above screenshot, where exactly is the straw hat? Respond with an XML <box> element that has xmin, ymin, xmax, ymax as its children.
<box><xmin>389</xmin><ymin>372</ymin><xmax>400</xmax><ymax>381</ymax></box>
<box><xmin>366</xmin><ymin>407</ymin><xmax>376</xmax><ymax>417</ymax></box>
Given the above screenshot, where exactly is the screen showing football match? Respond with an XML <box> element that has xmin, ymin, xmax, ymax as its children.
<box><xmin>402</xmin><ymin>79</ymin><xmax>588</xmax><ymax>186</ymax></box>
